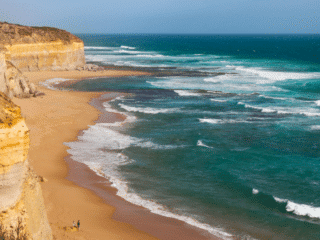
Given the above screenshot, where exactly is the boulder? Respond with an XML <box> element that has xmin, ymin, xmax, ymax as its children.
<box><xmin>29</xmin><ymin>83</ymin><xmax>36</xmax><ymax>94</ymax></box>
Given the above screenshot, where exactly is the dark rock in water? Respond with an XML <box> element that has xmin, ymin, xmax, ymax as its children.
<box><xmin>207</xmin><ymin>91</ymin><xmax>237</xmax><ymax>98</ymax></box>
<box><xmin>76</xmin><ymin>64</ymin><xmax>104</xmax><ymax>72</ymax></box>
<box><xmin>33</xmin><ymin>91</ymin><xmax>45</xmax><ymax>97</ymax></box>
<box><xmin>87</xmin><ymin>62</ymin><xmax>224</xmax><ymax>78</ymax></box>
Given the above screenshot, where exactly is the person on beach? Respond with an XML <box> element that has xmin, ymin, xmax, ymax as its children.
<box><xmin>77</xmin><ymin>220</ymin><xmax>80</xmax><ymax>231</ymax></box>
<box><xmin>73</xmin><ymin>221</ymin><xmax>76</xmax><ymax>228</ymax></box>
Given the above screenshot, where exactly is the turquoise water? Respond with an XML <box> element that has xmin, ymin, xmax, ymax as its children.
<box><xmin>65</xmin><ymin>34</ymin><xmax>320</xmax><ymax>239</ymax></box>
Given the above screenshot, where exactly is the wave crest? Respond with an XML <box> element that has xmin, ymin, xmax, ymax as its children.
<box><xmin>197</xmin><ymin>140</ymin><xmax>214</xmax><ymax>149</ymax></box>
<box><xmin>174</xmin><ymin>90</ymin><xmax>202</xmax><ymax>97</ymax></box>
<box><xmin>121</xmin><ymin>45</ymin><xmax>136</xmax><ymax>49</ymax></box>
<box><xmin>119</xmin><ymin>103</ymin><xmax>179</xmax><ymax>114</ymax></box>
<box><xmin>274</xmin><ymin>197</ymin><xmax>320</xmax><ymax>219</ymax></box>
<box><xmin>235</xmin><ymin>66</ymin><xmax>320</xmax><ymax>82</ymax></box>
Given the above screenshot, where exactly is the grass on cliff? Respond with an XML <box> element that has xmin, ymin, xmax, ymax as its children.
<box><xmin>0</xmin><ymin>21</ymin><xmax>82</xmax><ymax>44</ymax></box>
<box><xmin>0</xmin><ymin>218</ymin><xmax>29</xmax><ymax>240</ymax></box>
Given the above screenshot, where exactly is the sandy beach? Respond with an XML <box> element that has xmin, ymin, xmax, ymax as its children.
<box><xmin>13</xmin><ymin>70</ymin><xmax>218</xmax><ymax>240</ymax></box>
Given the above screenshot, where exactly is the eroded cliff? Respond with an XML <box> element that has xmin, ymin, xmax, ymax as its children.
<box><xmin>0</xmin><ymin>22</ymin><xmax>85</xmax><ymax>72</ymax></box>
<box><xmin>0</xmin><ymin>93</ymin><xmax>52</xmax><ymax>239</ymax></box>
<box><xmin>0</xmin><ymin>22</ymin><xmax>85</xmax><ymax>98</ymax></box>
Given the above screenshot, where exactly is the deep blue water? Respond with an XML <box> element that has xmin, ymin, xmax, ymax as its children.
<box><xmin>64</xmin><ymin>34</ymin><xmax>320</xmax><ymax>239</ymax></box>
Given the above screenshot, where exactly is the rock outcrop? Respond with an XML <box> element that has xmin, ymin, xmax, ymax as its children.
<box><xmin>0</xmin><ymin>22</ymin><xmax>85</xmax><ymax>72</ymax></box>
<box><xmin>0</xmin><ymin>22</ymin><xmax>84</xmax><ymax>238</ymax></box>
<box><xmin>76</xmin><ymin>63</ymin><xmax>105</xmax><ymax>72</ymax></box>
<box><xmin>0</xmin><ymin>49</ymin><xmax>7</xmax><ymax>96</ymax></box>
<box><xmin>0</xmin><ymin>22</ymin><xmax>86</xmax><ymax>98</ymax></box>
<box><xmin>0</xmin><ymin>93</ymin><xmax>52</xmax><ymax>239</ymax></box>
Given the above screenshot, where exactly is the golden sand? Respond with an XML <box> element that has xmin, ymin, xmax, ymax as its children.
<box><xmin>13</xmin><ymin>70</ymin><xmax>217</xmax><ymax>240</ymax></box>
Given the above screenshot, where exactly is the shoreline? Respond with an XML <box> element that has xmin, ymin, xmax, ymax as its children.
<box><xmin>13</xmin><ymin>70</ymin><xmax>221</xmax><ymax>240</ymax></box>
<box><xmin>69</xmin><ymin>93</ymin><xmax>219</xmax><ymax>240</ymax></box>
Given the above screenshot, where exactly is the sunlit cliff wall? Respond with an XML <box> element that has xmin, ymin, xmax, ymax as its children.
<box><xmin>0</xmin><ymin>22</ymin><xmax>85</xmax><ymax>98</ymax></box>
<box><xmin>0</xmin><ymin>22</ymin><xmax>85</xmax><ymax>72</ymax></box>
<box><xmin>0</xmin><ymin>93</ymin><xmax>52</xmax><ymax>239</ymax></box>
<box><xmin>0</xmin><ymin>49</ymin><xmax>7</xmax><ymax>94</ymax></box>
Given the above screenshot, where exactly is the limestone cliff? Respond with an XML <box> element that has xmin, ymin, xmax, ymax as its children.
<box><xmin>0</xmin><ymin>49</ymin><xmax>7</xmax><ymax>96</ymax></box>
<box><xmin>0</xmin><ymin>93</ymin><xmax>52</xmax><ymax>239</ymax></box>
<box><xmin>0</xmin><ymin>22</ymin><xmax>85</xmax><ymax>72</ymax></box>
<box><xmin>0</xmin><ymin>22</ymin><xmax>85</xmax><ymax>98</ymax></box>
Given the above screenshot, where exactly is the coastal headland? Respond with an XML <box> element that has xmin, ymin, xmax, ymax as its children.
<box><xmin>0</xmin><ymin>22</ymin><xmax>219</xmax><ymax>239</ymax></box>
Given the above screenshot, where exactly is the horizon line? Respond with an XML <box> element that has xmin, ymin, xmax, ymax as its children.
<box><xmin>73</xmin><ymin>32</ymin><xmax>320</xmax><ymax>35</ymax></box>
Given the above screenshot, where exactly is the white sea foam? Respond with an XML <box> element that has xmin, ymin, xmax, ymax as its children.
<box><xmin>235</xmin><ymin>66</ymin><xmax>320</xmax><ymax>82</ymax></box>
<box><xmin>119</xmin><ymin>103</ymin><xmax>179</xmax><ymax>114</ymax></box>
<box><xmin>211</xmin><ymin>99</ymin><xmax>227</xmax><ymax>103</ymax></box>
<box><xmin>259</xmin><ymin>95</ymin><xmax>289</xmax><ymax>101</ymax></box>
<box><xmin>40</xmin><ymin>78</ymin><xmax>70</xmax><ymax>90</ymax></box>
<box><xmin>197</xmin><ymin>140</ymin><xmax>214</xmax><ymax>149</ymax></box>
<box><xmin>204</xmin><ymin>74</ymin><xmax>236</xmax><ymax>82</ymax></box>
<box><xmin>174</xmin><ymin>90</ymin><xmax>202</xmax><ymax>97</ymax></box>
<box><xmin>315</xmin><ymin>100</ymin><xmax>320</xmax><ymax>106</ymax></box>
<box><xmin>301</xmin><ymin>112</ymin><xmax>320</xmax><ymax>117</ymax></box>
<box><xmin>67</xmin><ymin>131</ymin><xmax>232</xmax><ymax>238</ymax></box>
<box><xmin>246</xmin><ymin>105</ymin><xmax>277</xmax><ymax>113</ymax></box>
<box><xmin>274</xmin><ymin>197</ymin><xmax>288</xmax><ymax>203</ymax></box>
<box><xmin>68</xmin><ymin>123</ymin><xmax>178</xmax><ymax>153</ymax></box>
<box><xmin>84</xmin><ymin>46</ymin><xmax>116</xmax><ymax>50</ymax></box>
<box><xmin>199</xmin><ymin>118</ymin><xmax>221</xmax><ymax>124</ymax></box>
<box><xmin>310</xmin><ymin>125</ymin><xmax>320</xmax><ymax>130</ymax></box>
<box><xmin>64</xmin><ymin>105</ymin><xmax>232</xmax><ymax>239</ymax></box>
<box><xmin>114</xmin><ymin>184</ymin><xmax>233</xmax><ymax>239</ymax></box>
<box><xmin>238</xmin><ymin>102</ymin><xmax>320</xmax><ymax>117</ymax></box>
<box><xmin>199</xmin><ymin>118</ymin><xmax>248</xmax><ymax>124</ymax></box>
<box><xmin>85</xmin><ymin>54</ymin><xmax>127</xmax><ymax>62</ymax></box>
<box><xmin>120</xmin><ymin>45</ymin><xmax>136</xmax><ymax>49</ymax></box>
<box><xmin>86</xmin><ymin>54</ymin><xmax>155</xmax><ymax>67</ymax></box>
<box><xmin>101</xmin><ymin>102</ymin><xmax>137</xmax><ymax>127</ymax></box>
<box><xmin>136</xmin><ymin>54</ymin><xmax>164</xmax><ymax>58</ymax></box>
<box><xmin>252</xmin><ymin>188</ymin><xmax>259</xmax><ymax>194</ymax></box>
<box><xmin>203</xmin><ymin>77</ymin><xmax>221</xmax><ymax>83</ymax></box>
<box><xmin>112</xmin><ymin>61</ymin><xmax>154</xmax><ymax>68</ymax></box>
<box><xmin>274</xmin><ymin>197</ymin><xmax>320</xmax><ymax>219</ymax></box>
<box><xmin>116</xmin><ymin>49</ymin><xmax>150</xmax><ymax>54</ymax></box>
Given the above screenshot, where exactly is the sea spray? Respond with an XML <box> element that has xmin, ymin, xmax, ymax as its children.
<box><xmin>64</xmin><ymin>34</ymin><xmax>320</xmax><ymax>239</ymax></box>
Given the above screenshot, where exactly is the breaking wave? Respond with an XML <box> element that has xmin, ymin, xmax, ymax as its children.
<box><xmin>199</xmin><ymin>118</ymin><xmax>249</xmax><ymax>124</ymax></box>
<box><xmin>235</xmin><ymin>66</ymin><xmax>320</xmax><ymax>82</ymax></box>
<box><xmin>274</xmin><ymin>197</ymin><xmax>320</xmax><ymax>219</ymax></box>
<box><xmin>120</xmin><ymin>45</ymin><xmax>136</xmax><ymax>49</ymax></box>
<box><xmin>174</xmin><ymin>90</ymin><xmax>202</xmax><ymax>97</ymax></box>
<box><xmin>40</xmin><ymin>78</ymin><xmax>70</xmax><ymax>90</ymax></box>
<box><xmin>119</xmin><ymin>103</ymin><xmax>180</xmax><ymax>114</ymax></box>
<box><xmin>238</xmin><ymin>102</ymin><xmax>320</xmax><ymax>117</ymax></box>
<box><xmin>197</xmin><ymin>140</ymin><xmax>214</xmax><ymax>149</ymax></box>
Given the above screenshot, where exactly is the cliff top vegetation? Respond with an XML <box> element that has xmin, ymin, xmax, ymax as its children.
<box><xmin>0</xmin><ymin>22</ymin><xmax>82</xmax><ymax>45</ymax></box>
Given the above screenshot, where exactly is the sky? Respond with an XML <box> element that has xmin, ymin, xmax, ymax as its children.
<box><xmin>0</xmin><ymin>0</ymin><xmax>319</xmax><ymax>34</ymax></box>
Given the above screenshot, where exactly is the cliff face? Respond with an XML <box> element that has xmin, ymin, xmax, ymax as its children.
<box><xmin>0</xmin><ymin>22</ymin><xmax>85</xmax><ymax>98</ymax></box>
<box><xmin>0</xmin><ymin>93</ymin><xmax>52</xmax><ymax>239</ymax></box>
<box><xmin>0</xmin><ymin>50</ymin><xmax>6</xmax><ymax>94</ymax></box>
<box><xmin>5</xmin><ymin>41</ymin><xmax>85</xmax><ymax>72</ymax></box>
<box><xmin>0</xmin><ymin>22</ymin><xmax>85</xmax><ymax>72</ymax></box>
<box><xmin>0</xmin><ymin>22</ymin><xmax>83</xmax><ymax>238</ymax></box>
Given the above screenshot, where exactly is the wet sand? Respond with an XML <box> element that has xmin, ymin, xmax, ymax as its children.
<box><xmin>13</xmin><ymin>70</ymin><xmax>220</xmax><ymax>240</ymax></box>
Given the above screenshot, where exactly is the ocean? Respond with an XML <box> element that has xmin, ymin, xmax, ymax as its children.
<box><xmin>60</xmin><ymin>34</ymin><xmax>320</xmax><ymax>239</ymax></box>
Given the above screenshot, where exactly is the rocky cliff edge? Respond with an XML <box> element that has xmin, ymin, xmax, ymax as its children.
<box><xmin>0</xmin><ymin>92</ymin><xmax>52</xmax><ymax>239</ymax></box>
<box><xmin>0</xmin><ymin>22</ymin><xmax>86</xmax><ymax>98</ymax></box>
